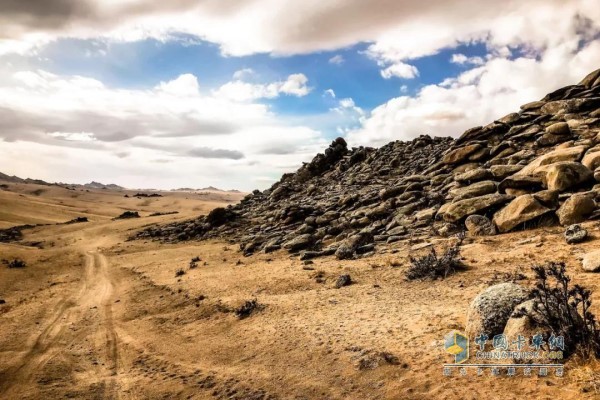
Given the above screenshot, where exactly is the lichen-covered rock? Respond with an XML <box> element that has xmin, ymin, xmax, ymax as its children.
<box><xmin>466</xmin><ymin>283</ymin><xmax>530</xmax><ymax>338</ymax></box>
<box><xmin>564</xmin><ymin>224</ymin><xmax>587</xmax><ymax>244</ymax></box>
<box><xmin>465</xmin><ymin>215</ymin><xmax>496</xmax><ymax>236</ymax></box>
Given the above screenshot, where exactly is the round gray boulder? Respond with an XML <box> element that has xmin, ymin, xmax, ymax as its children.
<box><xmin>466</xmin><ymin>283</ymin><xmax>530</xmax><ymax>338</ymax></box>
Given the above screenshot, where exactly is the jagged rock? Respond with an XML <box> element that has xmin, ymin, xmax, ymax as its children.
<box><xmin>466</xmin><ymin>283</ymin><xmax>529</xmax><ymax>337</ymax></box>
<box><xmin>556</xmin><ymin>192</ymin><xmax>596</xmax><ymax>225</ymax></box>
<box><xmin>492</xmin><ymin>194</ymin><xmax>552</xmax><ymax>233</ymax></box>
<box><xmin>442</xmin><ymin>194</ymin><xmax>513</xmax><ymax>223</ymax></box>
<box><xmin>464</xmin><ymin>215</ymin><xmax>496</xmax><ymax>236</ymax></box>
<box><xmin>583</xmin><ymin>250</ymin><xmax>600</xmax><ymax>272</ymax></box>
<box><xmin>564</xmin><ymin>224</ymin><xmax>587</xmax><ymax>244</ymax></box>
<box><xmin>535</xmin><ymin>161</ymin><xmax>592</xmax><ymax>192</ymax></box>
<box><xmin>442</xmin><ymin>144</ymin><xmax>483</xmax><ymax>164</ymax></box>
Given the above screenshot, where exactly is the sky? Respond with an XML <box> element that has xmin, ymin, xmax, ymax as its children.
<box><xmin>0</xmin><ymin>0</ymin><xmax>599</xmax><ymax>191</ymax></box>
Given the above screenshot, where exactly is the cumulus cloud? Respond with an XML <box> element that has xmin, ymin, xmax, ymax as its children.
<box><xmin>450</xmin><ymin>53</ymin><xmax>485</xmax><ymax>66</ymax></box>
<box><xmin>0</xmin><ymin>69</ymin><xmax>327</xmax><ymax>190</ymax></box>
<box><xmin>213</xmin><ymin>73</ymin><xmax>311</xmax><ymax>101</ymax></box>
<box><xmin>347</xmin><ymin>39</ymin><xmax>600</xmax><ymax>147</ymax></box>
<box><xmin>328</xmin><ymin>55</ymin><xmax>345</xmax><ymax>65</ymax></box>
<box><xmin>379</xmin><ymin>62</ymin><xmax>419</xmax><ymax>79</ymax></box>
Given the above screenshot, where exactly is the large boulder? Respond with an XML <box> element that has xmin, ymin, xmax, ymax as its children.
<box><xmin>535</xmin><ymin>162</ymin><xmax>592</xmax><ymax>192</ymax></box>
<box><xmin>454</xmin><ymin>168</ymin><xmax>493</xmax><ymax>184</ymax></box>
<box><xmin>556</xmin><ymin>192</ymin><xmax>596</xmax><ymax>225</ymax></box>
<box><xmin>582</xmin><ymin>148</ymin><xmax>600</xmax><ymax>171</ymax></box>
<box><xmin>466</xmin><ymin>283</ymin><xmax>530</xmax><ymax>338</ymax></box>
<box><xmin>503</xmin><ymin>300</ymin><xmax>554</xmax><ymax>364</ymax></box>
<box><xmin>442</xmin><ymin>194</ymin><xmax>513</xmax><ymax>223</ymax></box>
<box><xmin>449</xmin><ymin>180</ymin><xmax>497</xmax><ymax>201</ymax></box>
<box><xmin>498</xmin><ymin>175</ymin><xmax>543</xmax><ymax>194</ymax></box>
<box><xmin>545</xmin><ymin>121</ymin><xmax>570</xmax><ymax>136</ymax></box>
<box><xmin>517</xmin><ymin>145</ymin><xmax>588</xmax><ymax>176</ymax></box>
<box><xmin>442</xmin><ymin>144</ymin><xmax>483</xmax><ymax>164</ymax></box>
<box><xmin>492</xmin><ymin>194</ymin><xmax>552</xmax><ymax>233</ymax></box>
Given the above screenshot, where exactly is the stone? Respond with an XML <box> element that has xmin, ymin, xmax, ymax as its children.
<box><xmin>564</xmin><ymin>224</ymin><xmax>587</xmax><ymax>244</ymax></box>
<box><xmin>442</xmin><ymin>144</ymin><xmax>483</xmax><ymax>164</ymax></box>
<box><xmin>492</xmin><ymin>194</ymin><xmax>552</xmax><ymax>233</ymax></box>
<box><xmin>335</xmin><ymin>231</ymin><xmax>374</xmax><ymax>260</ymax></box>
<box><xmin>582</xmin><ymin>250</ymin><xmax>600</xmax><ymax>272</ymax></box>
<box><xmin>283</xmin><ymin>234</ymin><xmax>315</xmax><ymax>252</ymax></box>
<box><xmin>545</xmin><ymin>122</ymin><xmax>570</xmax><ymax>135</ymax></box>
<box><xmin>556</xmin><ymin>192</ymin><xmax>596</xmax><ymax>225</ymax></box>
<box><xmin>454</xmin><ymin>168</ymin><xmax>493</xmax><ymax>183</ymax></box>
<box><xmin>503</xmin><ymin>300</ymin><xmax>554</xmax><ymax>364</ymax></box>
<box><xmin>581</xmin><ymin>148</ymin><xmax>600</xmax><ymax>171</ymax></box>
<box><xmin>490</xmin><ymin>165</ymin><xmax>523</xmax><ymax>179</ymax></box>
<box><xmin>536</xmin><ymin>161</ymin><xmax>593</xmax><ymax>192</ymax></box>
<box><xmin>464</xmin><ymin>215</ymin><xmax>496</xmax><ymax>236</ymax></box>
<box><xmin>466</xmin><ymin>283</ymin><xmax>530</xmax><ymax>338</ymax></box>
<box><xmin>516</xmin><ymin>145</ymin><xmax>587</xmax><ymax>176</ymax></box>
<box><xmin>449</xmin><ymin>180</ymin><xmax>497</xmax><ymax>201</ymax></box>
<box><xmin>442</xmin><ymin>194</ymin><xmax>513</xmax><ymax>223</ymax></box>
<box><xmin>335</xmin><ymin>274</ymin><xmax>352</xmax><ymax>288</ymax></box>
<box><xmin>532</xmin><ymin>190</ymin><xmax>559</xmax><ymax>209</ymax></box>
<box><xmin>498</xmin><ymin>175</ymin><xmax>543</xmax><ymax>194</ymax></box>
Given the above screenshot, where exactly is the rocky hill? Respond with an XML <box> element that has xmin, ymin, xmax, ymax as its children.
<box><xmin>136</xmin><ymin>68</ymin><xmax>600</xmax><ymax>260</ymax></box>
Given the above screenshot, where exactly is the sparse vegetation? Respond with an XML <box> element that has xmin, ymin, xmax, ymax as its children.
<box><xmin>114</xmin><ymin>211</ymin><xmax>140</xmax><ymax>220</ymax></box>
<box><xmin>515</xmin><ymin>262</ymin><xmax>600</xmax><ymax>359</ymax></box>
<box><xmin>235</xmin><ymin>299</ymin><xmax>262</xmax><ymax>319</ymax></box>
<box><xmin>175</xmin><ymin>268</ymin><xmax>186</xmax><ymax>277</ymax></box>
<box><xmin>405</xmin><ymin>232</ymin><xmax>465</xmax><ymax>280</ymax></box>
<box><xmin>189</xmin><ymin>256</ymin><xmax>201</xmax><ymax>269</ymax></box>
<box><xmin>7</xmin><ymin>259</ymin><xmax>27</xmax><ymax>268</ymax></box>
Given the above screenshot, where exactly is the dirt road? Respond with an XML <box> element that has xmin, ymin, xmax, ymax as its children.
<box><xmin>0</xmin><ymin>249</ymin><xmax>125</xmax><ymax>399</ymax></box>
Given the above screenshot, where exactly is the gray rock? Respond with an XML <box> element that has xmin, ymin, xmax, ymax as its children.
<box><xmin>442</xmin><ymin>194</ymin><xmax>513</xmax><ymax>223</ymax></box>
<box><xmin>465</xmin><ymin>215</ymin><xmax>496</xmax><ymax>236</ymax></box>
<box><xmin>466</xmin><ymin>283</ymin><xmax>530</xmax><ymax>337</ymax></box>
<box><xmin>283</xmin><ymin>234</ymin><xmax>315</xmax><ymax>252</ymax></box>
<box><xmin>564</xmin><ymin>224</ymin><xmax>587</xmax><ymax>244</ymax></box>
<box><xmin>583</xmin><ymin>250</ymin><xmax>600</xmax><ymax>272</ymax></box>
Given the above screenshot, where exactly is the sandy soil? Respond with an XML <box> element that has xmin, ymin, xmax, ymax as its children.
<box><xmin>0</xmin><ymin>182</ymin><xmax>599</xmax><ymax>399</ymax></box>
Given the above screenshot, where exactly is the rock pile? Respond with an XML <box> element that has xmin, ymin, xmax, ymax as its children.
<box><xmin>136</xmin><ymin>68</ymin><xmax>600</xmax><ymax>259</ymax></box>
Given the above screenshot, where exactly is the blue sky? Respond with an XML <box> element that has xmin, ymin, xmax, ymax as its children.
<box><xmin>0</xmin><ymin>0</ymin><xmax>598</xmax><ymax>190</ymax></box>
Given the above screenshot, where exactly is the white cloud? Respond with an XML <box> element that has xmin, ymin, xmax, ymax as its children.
<box><xmin>233</xmin><ymin>68</ymin><xmax>254</xmax><ymax>80</ymax></box>
<box><xmin>329</xmin><ymin>54</ymin><xmax>345</xmax><ymax>65</ymax></box>
<box><xmin>347</xmin><ymin>39</ymin><xmax>600</xmax><ymax>147</ymax></box>
<box><xmin>379</xmin><ymin>62</ymin><xmax>419</xmax><ymax>79</ymax></box>
<box><xmin>156</xmin><ymin>73</ymin><xmax>199</xmax><ymax>96</ymax></box>
<box><xmin>213</xmin><ymin>73</ymin><xmax>311</xmax><ymax>102</ymax></box>
<box><xmin>324</xmin><ymin>89</ymin><xmax>336</xmax><ymax>98</ymax></box>
<box><xmin>451</xmin><ymin>53</ymin><xmax>485</xmax><ymax>65</ymax></box>
<box><xmin>0</xmin><ymin>69</ymin><xmax>326</xmax><ymax>190</ymax></box>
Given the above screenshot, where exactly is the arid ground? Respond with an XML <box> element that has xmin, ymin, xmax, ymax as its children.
<box><xmin>1</xmin><ymin>182</ymin><xmax>599</xmax><ymax>399</ymax></box>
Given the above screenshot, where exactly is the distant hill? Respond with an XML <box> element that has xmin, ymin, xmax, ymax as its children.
<box><xmin>0</xmin><ymin>173</ymin><xmax>124</xmax><ymax>191</ymax></box>
<box><xmin>82</xmin><ymin>181</ymin><xmax>124</xmax><ymax>190</ymax></box>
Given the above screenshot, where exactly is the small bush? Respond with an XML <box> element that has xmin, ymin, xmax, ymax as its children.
<box><xmin>235</xmin><ymin>299</ymin><xmax>262</xmax><ymax>319</ymax></box>
<box><xmin>175</xmin><ymin>268</ymin><xmax>186</xmax><ymax>277</ymax></box>
<box><xmin>8</xmin><ymin>259</ymin><xmax>26</xmax><ymax>268</ymax></box>
<box><xmin>516</xmin><ymin>262</ymin><xmax>600</xmax><ymax>359</ymax></box>
<box><xmin>405</xmin><ymin>232</ymin><xmax>465</xmax><ymax>280</ymax></box>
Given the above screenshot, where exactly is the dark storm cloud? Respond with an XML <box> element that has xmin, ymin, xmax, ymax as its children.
<box><xmin>187</xmin><ymin>147</ymin><xmax>244</xmax><ymax>160</ymax></box>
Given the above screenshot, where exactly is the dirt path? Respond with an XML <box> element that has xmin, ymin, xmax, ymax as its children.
<box><xmin>0</xmin><ymin>249</ymin><xmax>124</xmax><ymax>399</ymax></box>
